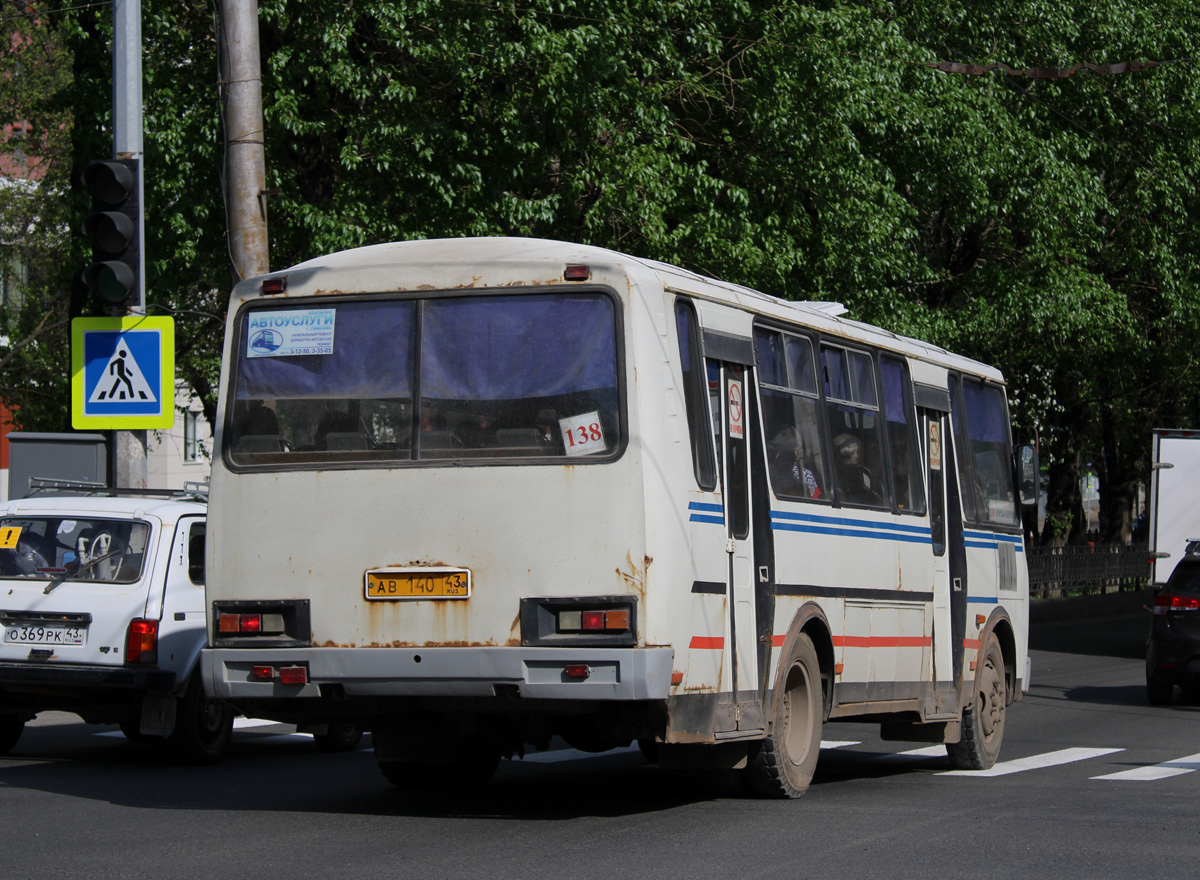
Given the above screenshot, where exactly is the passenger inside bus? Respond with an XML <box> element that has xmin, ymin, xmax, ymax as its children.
<box><xmin>833</xmin><ymin>432</ymin><xmax>881</xmax><ymax>505</ymax></box>
<box><xmin>770</xmin><ymin>428</ymin><xmax>822</xmax><ymax>499</ymax></box>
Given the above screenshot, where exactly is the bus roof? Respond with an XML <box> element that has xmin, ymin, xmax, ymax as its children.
<box><xmin>247</xmin><ymin>236</ymin><xmax>1004</xmax><ymax>383</ymax></box>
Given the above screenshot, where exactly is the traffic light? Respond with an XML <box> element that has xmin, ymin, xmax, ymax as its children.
<box><xmin>81</xmin><ymin>158</ymin><xmax>140</xmax><ymax>314</ymax></box>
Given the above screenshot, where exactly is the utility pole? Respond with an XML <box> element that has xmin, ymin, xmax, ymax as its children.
<box><xmin>218</xmin><ymin>0</ymin><xmax>270</xmax><ymax>281</ymax></box>
<box><xmin>111</xmin><ymin>0</ymin><xmax>146</xmax><ymax>488</ymax></box>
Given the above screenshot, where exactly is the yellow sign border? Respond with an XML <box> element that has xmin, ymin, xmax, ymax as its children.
<box><xmin>71</xmin><ymin>316</ymin><xmax>176</xmax><ymax>430</ymax></box>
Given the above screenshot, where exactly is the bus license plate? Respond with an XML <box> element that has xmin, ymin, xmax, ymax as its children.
<box><xmin>4</xmin><ymin>623</ymin><xmax>87</xmax><ymax>646</ymax></box>
<box><xmin>365</xmin><ymin>569</ymin><xmax>471</xmax><ymax>600</ymax></box>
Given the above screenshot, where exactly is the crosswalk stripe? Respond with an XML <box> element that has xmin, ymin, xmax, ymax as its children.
<box><xmin>937</xmin><ymin>747</ymin><xmax>1123</xmax><ymax>777</ymax></box>
<box><xmin>1092</xmin><ymin>753</ymin><xmax>1200</xmax><ymax>782</ymax></box>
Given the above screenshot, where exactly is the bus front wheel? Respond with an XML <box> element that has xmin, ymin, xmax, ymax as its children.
<box><xmin>948</xmin><ymin>634</ymin><xmax>1006</xmax><ymax>770</ymax></box>
<box><xmin>745</xmin><ymin>632</ymin><xmax>822</xmax><ymax>798</ymax></box>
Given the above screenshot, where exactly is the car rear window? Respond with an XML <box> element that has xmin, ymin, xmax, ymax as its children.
<box><xmin>0</xmin><ymin>517</ymin><xmax>151</xmax><ymax>584</ymax></box>
<box><xmin>1166</xmin><ymin>559</ymin><xmax>1200</xmax><ymax>596</ymax></box>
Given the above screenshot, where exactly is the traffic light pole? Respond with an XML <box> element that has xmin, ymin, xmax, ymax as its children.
<box><xmin>111</xmin><ymin>0</ymin><xmax>147</xmax><ymax>489</ymax></box>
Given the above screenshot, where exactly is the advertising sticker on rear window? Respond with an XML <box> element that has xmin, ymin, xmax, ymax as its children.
<box><xmin>246</xmin><ymin>309</ymin><xmax>337</xmax><ymax>358</ymax></box>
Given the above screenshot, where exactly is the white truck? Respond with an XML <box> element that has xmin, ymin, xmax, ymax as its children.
<box><xmin>0</xmin><ymin>484</ymin><xmax>233</xmax><ymax>762</ymax></box>
<box><xmin>1149</xmin><ymin>429</ymin><xmax>1200</xmax><ymax>585</ymax></box>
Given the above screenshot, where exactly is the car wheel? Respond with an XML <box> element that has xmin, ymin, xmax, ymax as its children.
<box><xmin>0</xmin><ymin>715</ymin><xmax>24</xmax><ymax>756</ymax></box>
<box><xmin>171</xmin><ymin>674</ymin><xmax>234</xmax><ymax>764</ymax></box>
<box><xmin>1147</xmin><ymin>674</ymin><xmax>1174</xmax><ymax>706</ymax></box>
<box><xmin>948</xmin><ymin>634</ymin><xmax>1007</xmax><ymax>770</ymax></box>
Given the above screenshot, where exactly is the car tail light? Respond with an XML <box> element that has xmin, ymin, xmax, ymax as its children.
<box><xmin>1153</xmin><ymin>592</ymin><xmax>1200</xmax><ymax>615</ymax></box>
<box><xmin>125</xmin><ymin>619</ymin><xmax>158</xmax><ymax>664</ymax></box>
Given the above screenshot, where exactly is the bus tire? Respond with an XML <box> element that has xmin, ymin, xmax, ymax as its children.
<box><xmin>745</xmin><ymin>632</ymin><xmax>822</xmax><ymax>799</ymax></box>
<box><xmin>0</xmin><ymin>715</ymin><xmax>24</xmax><ymax>756</ymax></box>
<box><xmin>948</xmin><ymin>634</ymin><xmax>1006</xmax><ymax>770</ymax></box>
<box><xmin>170</xmin><ymin>673</ymin><xmax>234</xmax><ymax>764</ymax></box>
<box><xmin>314</xmin><ymin>721</ymin><xmax>363</xmax><ymax>753</ymax></box>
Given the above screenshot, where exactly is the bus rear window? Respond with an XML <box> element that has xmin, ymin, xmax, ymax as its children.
<box><xmin>228</xmin><ymin>291</ymin><xmax>621</xmax><ymax>466</ymax></box>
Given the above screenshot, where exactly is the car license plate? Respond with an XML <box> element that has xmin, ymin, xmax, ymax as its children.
<box><xmin>4</xmin><ymin>623</ymin><xmax>87</xmax><ymax>646</ymax></box>
<box><xmin>365</xmin><ymin>568</ymin><xmax>471</xmax><ymax>600</ymax></box>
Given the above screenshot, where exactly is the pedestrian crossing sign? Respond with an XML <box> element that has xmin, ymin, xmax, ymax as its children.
<box><xmin>71</xmin><ymin>316</ymin><xmax>175</xmax><ymax>429</ymax></box>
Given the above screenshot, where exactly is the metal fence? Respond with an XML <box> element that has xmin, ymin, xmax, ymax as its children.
<box><xmin>1025</xmin><ymin>544</ymin><xmax>1151</xmax><ymax>599</ymax></box>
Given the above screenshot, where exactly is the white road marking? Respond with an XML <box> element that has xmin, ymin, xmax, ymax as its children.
<box><xmin>1092</xmin><ymin>753</ymin><xmax>1200</xmax><ymax>781</ymax></box>
<box><xmin>937</xmin><ymin>747</ymin><xmax>1123</xmax><ymax>777</ymax></box>
<box><xmin>877</xmin><ymin>745</ymin><xmax>947</xmax><ymax>762</ymax></box>
<box><xmin>234</xmin><ymin>717</ymin><xmax>282</xmax><ymax>730</ymax></box>
<box><xmin>820</xmin><ymin>740</ymin><xmax>862</xmax><ymax>750</ymax></box>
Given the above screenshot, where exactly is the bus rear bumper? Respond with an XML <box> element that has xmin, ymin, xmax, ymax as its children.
<box><xmin>202</xmin><ymin>646</ymin><xmax>675</xmax><ymax>702</ymax></box>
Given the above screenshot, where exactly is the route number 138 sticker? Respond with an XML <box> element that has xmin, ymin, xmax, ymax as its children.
<box><xmin>559</xmin><ymin>411</ymin><xmax>607</xmax><ymax>457</ymax></box>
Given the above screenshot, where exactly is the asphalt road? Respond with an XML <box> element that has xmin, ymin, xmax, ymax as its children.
<box><xmin>2</xmin><ymin>610</ymin><xmax>1195</xmax><ymax>880</ymax></box>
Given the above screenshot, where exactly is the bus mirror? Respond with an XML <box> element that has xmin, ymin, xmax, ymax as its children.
<box><xmin>1016</xmin><ymin>445</ymin><xmax>1039</xmax><ymax>507</ymax></box>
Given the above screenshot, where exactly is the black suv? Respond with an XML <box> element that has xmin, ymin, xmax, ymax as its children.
<box><xmin>1147</xmin><ymin>545</ymin><xmax>1200</xmax><ymax>704</ymax></box>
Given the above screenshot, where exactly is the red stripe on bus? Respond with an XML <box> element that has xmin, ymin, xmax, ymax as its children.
<box><xmin>772</xmin><ymin>635</ymin><xmax>786</xmax><ymax>647</ymax></box>
<box><xmin>690</xmin><ymin>636</ymin><xmax>724</xmax><ymax>649</ymax></box>
<box><xmin>832</xmin><ymin>635</ymin><xmax>931</xmax><ymax>648</ymax></box>
<box><xmin>964</xmin><ymin>638</ymin><xmax>981</xmax><ymax>649</ymax></box>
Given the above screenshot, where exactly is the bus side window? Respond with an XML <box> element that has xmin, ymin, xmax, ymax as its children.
<box><xmin>674</xmin><ymin>299</ymin><xmax>717</xmax><ymax>490</ymax></box>
<box><xmin>821</xmin><ymin>345</ymin><xmax>888</xmax><ymax>508</ymax></box>
<box><xmin>755</xmin><ymin>326</ymin><xmax>827</xmax><ymax>501</ymax></box>
<box><xmin>880</xmin><ymin>356</ymin><xmax>925</xmax><ymax>514</ymax></box>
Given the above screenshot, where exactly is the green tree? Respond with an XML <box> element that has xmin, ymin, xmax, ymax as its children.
<box><xmin>2</xmin><ymin>0</ymin><xmax>1198</xmax><ymax>544</ymax></box>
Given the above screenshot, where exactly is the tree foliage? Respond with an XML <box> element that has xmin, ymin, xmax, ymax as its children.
<box><xmin>1</xmin><ymin>0</ymin><xmax>1198</xmax><ymax>542</ymax></box>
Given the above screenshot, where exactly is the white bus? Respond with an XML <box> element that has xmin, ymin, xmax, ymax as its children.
<box><xmin>202</xmin><ymin>237</ymin><xmax>1035</xmax><ymax>797</ymax></box>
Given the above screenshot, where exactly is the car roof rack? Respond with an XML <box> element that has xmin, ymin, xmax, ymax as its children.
<box><xmin>26</xmin><ymin>478</ymin><xmax>208</xmax><ymax>503</ymax></box>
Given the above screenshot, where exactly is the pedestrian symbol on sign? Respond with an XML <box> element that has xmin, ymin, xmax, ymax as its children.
<box><xmin>88</xmin><ymin>340</ymin><xmax>157</xmax><ymax>404</ymax></box>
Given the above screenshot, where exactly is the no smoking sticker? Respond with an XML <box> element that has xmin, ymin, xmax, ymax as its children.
<box><xmin>728</xmin><ymin>379</ymin><xmax>744</xmax><ymax>439</ymax></box>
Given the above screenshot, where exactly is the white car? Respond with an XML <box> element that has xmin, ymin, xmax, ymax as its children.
<box><xmin>0</xmin><ymin>486</ymin><xmax>233</xmax><ymax>762</ymax></box>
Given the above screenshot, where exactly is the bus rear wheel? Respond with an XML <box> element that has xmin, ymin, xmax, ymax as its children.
<box><xmin>948</xmin><ymin>634</ymin><xmax>1006</xmax><ymax>770</ymax></box>
<box><xmin>745</xmin><ymin>632</ymin><xmax>822</xmax><ymax>798</ymax></box>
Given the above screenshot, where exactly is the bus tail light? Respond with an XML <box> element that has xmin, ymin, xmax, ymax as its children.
<box><xmin>125</xmin><ymin>619</ymin><xmax>158</xmax><ymax>664</ymax></box>
<box><xmin>564</xmin><ymin>664</ymin><xmax>591</xmax><ymax>680</ymax></box>
<box><xmin>278</xmin><ymin>665</ymin><xmax>308</xmax><ymax>685</ymax></box>
<box><xmin>519</xmin><ymin>597</ymin><xmax>638</xmax><ymax>647</ymax></box>
<box><xmin>211</xmin><ymin>600</ymin><xmax>312</xmax><ymax>648</ymax></box>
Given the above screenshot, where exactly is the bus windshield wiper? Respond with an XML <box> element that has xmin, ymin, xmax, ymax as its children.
<box><xmin>42</xmin><ymin>548</ymin><xmax>124</xmax><ymax>595</ymax></box>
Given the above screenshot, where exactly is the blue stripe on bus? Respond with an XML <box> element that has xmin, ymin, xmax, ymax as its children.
<box><xmin>688</xmin><ymin>501</ymin><xmax>725</xmax><ymax>525</ymax></box>
<box><xmin>770</xmin><ymin>512</ymin><xmax>933</xmax><ymax>545</ymax></box>
<box><xmin>967</xmin><ymin>596</ymin><xmax>1000</xmax><ymax>604</ymax></box>
<box><xmin>770</xmin><ymin>509</ymin><xmax>932</xmax><ymax>537</ymax></box>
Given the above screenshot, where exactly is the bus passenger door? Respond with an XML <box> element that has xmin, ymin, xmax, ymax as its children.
<box><xmin>924</xmin><ymin>410</ymin><xmax>956</xmax><ymax>715</ymax></box>
<box><xmin>711</xmin><ymin>360</ymin><xmax>764</xmax><ymax>735</ymax></box>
